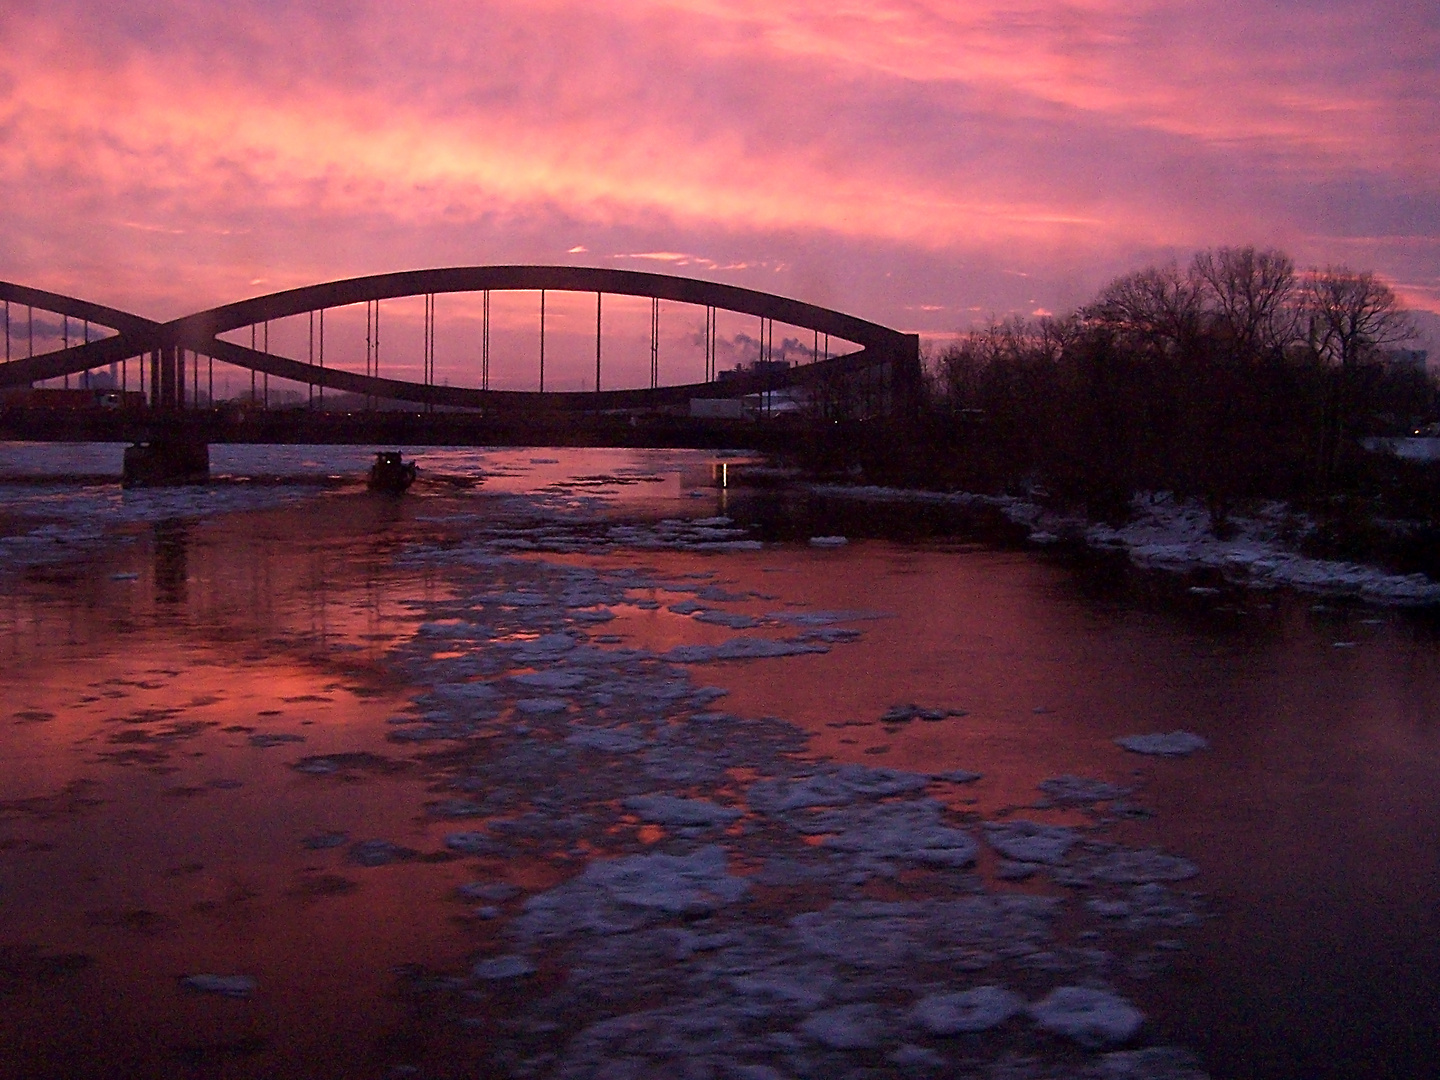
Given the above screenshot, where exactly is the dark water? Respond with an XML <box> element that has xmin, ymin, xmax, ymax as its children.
<box><xmin>0</xmin><ymin>446</ymin><xmax>1437</xmax><ymax>1078</ymax></box>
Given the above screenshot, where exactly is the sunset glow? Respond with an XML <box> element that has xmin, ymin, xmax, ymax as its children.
<box><xmin>2</xmin><ymin>1</ymin><xmax>1436</xmax><ymax>333</ymax></box>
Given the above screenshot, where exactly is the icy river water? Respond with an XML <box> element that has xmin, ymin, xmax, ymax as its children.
<box><xmin>0</xmin><ymin>444</ymin><xmax>1436</xmax><ymax>1080</ymax></box>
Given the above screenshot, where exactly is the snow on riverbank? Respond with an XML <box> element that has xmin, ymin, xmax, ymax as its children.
<box><xmin>808</xmin><ymin>483</ymin><xmax>1440</xmax><ymax>606</ymax></box>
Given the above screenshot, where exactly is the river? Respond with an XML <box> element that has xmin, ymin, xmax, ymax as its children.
<box><xmin>0</xmin><ymin>444</ymin><xmax>1436</xmax><ymax>1080</ymax></box>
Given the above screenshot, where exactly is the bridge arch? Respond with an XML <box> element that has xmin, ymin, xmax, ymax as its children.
<box><xmin>1</xmin><ymin>268</ymin><xmax>920</xmax><ymax>414</ymax></box>
<box><xmin>0</xmin><ymin>282</ymin><xmax>162</xmax><ymax>387</ymax></box>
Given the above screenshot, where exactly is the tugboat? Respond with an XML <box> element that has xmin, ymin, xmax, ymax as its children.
<box><xmin>367</xmin><ymin>451</ymin><xmax>418</xmax><ymax>494</ymax></box>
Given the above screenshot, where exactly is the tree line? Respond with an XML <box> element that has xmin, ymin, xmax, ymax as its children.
<box><xmin>801</xmin><ymin>247</ymin><xmax>1439</xmax><ymax>567</ymax></box>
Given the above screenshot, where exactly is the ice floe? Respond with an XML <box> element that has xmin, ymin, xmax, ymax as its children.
<box><xmin>815</xmin><ymin>801</ymin><xmax>978</xmax><ymax>868</ymax></box>
<box><xmin>517</xmin><ymin>846</ymin><xmax>750</xmax><ymax>938</ymax></box>
<box><xmin>798</xmin><ymin>1002</ymin><xmax>886</xmax><ymax>1049</ymax></box>
<box><xmin>662</xmin><ymin>637</ymin><xmax>829</xmax><ymax>662</ymax></box>
<box><xmin>302</xmin><ymin>471</ymin><xmax>1217</xmax><ymax>1078</ymax></box>
<box><xmin>1116</xmin><ymin>731</ymin><xmax>1209</xmax><ymax>756</ymax></box>
<box><xmin>909</xmin><ymin>985</ymin><xmax>1025</xmax><ymax>1034</ymax></box>
<box><xmin>470</xmin><ymin>954</ymin><xmax>536</xmax><ymax>980</ymax></box>
<box><xmin>1039</xmin><ymin>775</ymin><xmax>1130</xmax><ymax>805</ymax></box>
<box><xmin>1030</xmin><ymin>985</ymin><xmax>1144</xmax><ymax>1046</ymax></box>
<box><xmin>984</xmin><ymin>820</ymin><xmax>1079</xmax><ymax>864</ymax></box>
<box><xmin>621</xmin><ymin>795</ymin><xmax>743</xmax><ymax>829</ymax></box>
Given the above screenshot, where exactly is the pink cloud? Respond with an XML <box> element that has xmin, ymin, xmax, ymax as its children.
<box><xmin>0</xmin><ymin>0</ymin><xmax>1434</xmax><ymax>334</ymax></box>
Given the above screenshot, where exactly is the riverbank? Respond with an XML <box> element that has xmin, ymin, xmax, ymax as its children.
<box><xmin>801</xmin><ymin>482</ymin><xmax>1440</xmax><ymax>607</ymax></box>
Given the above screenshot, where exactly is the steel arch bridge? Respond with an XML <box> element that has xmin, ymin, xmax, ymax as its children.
<box><xmin>0</xmin><ymin>266</ymin><xmax>921</xmax><ymax>417</ymax></box>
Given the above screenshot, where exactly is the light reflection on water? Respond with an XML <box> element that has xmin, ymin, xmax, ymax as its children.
<box><xmin>0</xmin><ymin>445</ymin><xmax>1436</xmax><ymax>1078</ymax></box>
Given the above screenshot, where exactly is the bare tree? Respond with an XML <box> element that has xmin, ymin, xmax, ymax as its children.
<box><xmin>1303</xmin><ymin>267</ymin><xmax>1417</xmax><ymax>491</ymax></box>
<box><xmin>1304</xmin><ymin>267</ymin><xmax>1414</xmax><ymax>369</ymax></box>
<box><xmin>1085</xmin><ymin>263</ymin><xmax>1203</xmax><ymax>354</ymax></box>
<box><xmin>1191</xmin><ymin>246</ymin><xmax>1299</xmax><ymax>357</ymax></box>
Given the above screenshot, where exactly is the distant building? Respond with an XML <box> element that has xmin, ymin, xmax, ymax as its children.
<box><xmin>717</xmin><ymin>358</ymin><xmax>791</xmax><ymax>382</ymax></box>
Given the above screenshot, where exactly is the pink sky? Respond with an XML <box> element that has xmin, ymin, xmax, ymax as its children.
<box><xmin>2</xmin><ymin>0</ymin><xmax>1437</xmax><ymax>353</ymax></box>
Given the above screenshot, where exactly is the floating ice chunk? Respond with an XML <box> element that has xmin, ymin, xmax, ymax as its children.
<box><xmin>749</xmin><ymin>765</ymin><xmax>930</xmax><ymax>815</ymax></box>
<box><xmin>1029</xmin><ymin>986</ymin><xmax>1143</xmax><ymax>1046</ymax></box>
<box><xmin>1085</xmin><ymin>883</ymin><xmax>1199</xmax><ymax>930</ymax></box>
<box><xmin>566</xmin><ymin>727</ymin><xmax>645</xmax><ymax>753</ymax></box>
<box><xmin>881</xmin><ymin>703</ymin><xmax>966</xmax><ymax>723</ymax></box>
<box><xmin>519</xmin><ymin>847</ymin><xmax>749</xmax><ymax>936</ymax></box>
<box><xmin>937</xmin><ymin>769</ymin><xmax>982</xmax><ymax>784</ymax></box>
<box><xmin>808</xmin><ymin>536</ymin><xmax>849</xmax><ymax>548</ymax></box>
<box><xmin>820</xmin><ymin>801</ymin><xmax>977</xmax><ymax>867</ymax></box>
<box><xmin>768</xmin><ymin>609</ymin><xmax>888</xmax><ymax>627</ymax></box>
<box><xmin>514</xmin><ymin>697</ymin><xmax>568</xmax><ymax>715</ymax></box>
<box><xmin>470</xmin><ymin>954</ymin><xmax>535</xmax><ymax>980</ymax></box>
<box><xmin>513</xmin><ymin>633</ymin><xmax>576</xmax><ymax>659</ymax></box>
<box><xmin>301</xmin><ymin>831</ymin><xmax>348</xmax><ymax>850</ymax></box>
<box><xmin>668</xmin><ymin>600</ymin><xmax>706</xmax><ymax>615</ymax></box>
<box><xmin>529</xmin><ymin>458</ymin><xmax>559</xmax><ymax>464</ymax></box>
<box><xmin>663</xmin><ymin>637</ymin><xmax>828</xmax><ymax>662</ymax></box>
<box><xmin>622</xmin><ymin>795</ymin><xmax>743</xmax><ymax>828</ymax></box>
<box><xmin>685</xmin><ymin>540</ymin><xmax>763</xmax><ymax>552</ymax></box>
<box><xmin>832</xmin><ymin>763</ymin><xmax>931</xmax><ymax>797</ymax></box>
<box><xmin>430</xmin><ymin>681</ymin><xmax>500</xmax><ymax>703</ymax></box>
<box><xmin>247</xmin><ymin>732</ymin><xmax>305</xmax><ymax>748</ymax></box>
<box><xmin>1088</xmin><ymin>849</ymin><xmax>1199</xmax><ymax>883</ymax></box>
<box><xmin>984</xmin><ymin>820</ymin><xmax>1079</xmax><ymax>865</ymax></box>
<box><xmin>497</xmin><ymin>591</ymin><xmax>549</xmax><ymax>607</ymax></box>
<box><xmin>348</xmin><ymin>840</ymin><xmax>409</xmax><ymax>866</ymax></box>
<box><xmin>512</xmin><ymin>670</ymin><xmax>587</xmax><ymax>690</ymax></box>
<box><xmin>444</xmin><ymin>831</ymin><xmax>499</xmax><ymax>854</ymax></box>
<box><xmin>1039</xmin><ymin>775</ymin><xmax>1128</xmax><ymax>804</ymax></box>
<box><xmin>1098</xmin><ymin>1047</ymin><xmax>1207</xmax><ymax>1080</ymax></box>
<box><xmin>181</xmin><ymin>974</ymin><xmax>256</xmax><ymax>998</ymax></box>
<box><xmin>693</xmin><ymin>610</ymin><xmax>763</xmax><ymax>629</ymax></box>
<box><xmin>427</xmin><ymin>799</ymin><xmax>484</xmax><ymax>817</ymax></box>
<box><xmin>1115</xmin><ymin>731</ymin><xmax>1208</xmax><ymax>756</ymax></box>
<box><xmin>109</xmin><ymin>571</ymin><xmax>139</xmax><ymax>581</ymax></box>
<box><xmin>728</xmin><ymin>967</ymin><xmax>836</xmax><ymax>1013</ymax></box>
<box><xmin>688</xmin><ymin>711</ymin><xmax>734</xmax><ymax>724</ymax></box>
<box><xmin>418</xmin><ymin>620</ymin><xmax>480</xmax><ymax>638</ymax></box>
<box><xmin>910</xmin><ymin>986</ymin><xmax>1025</xmax><ymax>1034</ymax></box>
<box><xmin>582</xmin><ymin>845</ymin><xmax>749</xmax><ymax>914</ymax></box>
<box><xmin>798</xmin><ymin>1002</ymin><xmax>885</xmax><ymax>1049</ymax></box>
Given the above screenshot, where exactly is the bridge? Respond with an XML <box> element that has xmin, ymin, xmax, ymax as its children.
<box><xmin>0</xmin><ymin>267</ymin><xmax>920</xmax><ymax>413</ymax></box>
<box><xmin>0</xmin><ymin>267</ymin><xmax>920</xmax><ymax>473</ymax></box>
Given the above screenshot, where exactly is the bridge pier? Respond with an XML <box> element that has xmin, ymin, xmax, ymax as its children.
<box><xmin>125</xmin><ymin>345</ymin><xmax>209</xmax><ymax>486</ymax></box>
<box><xmin>122</xmin><ymin>434</ymin><xmax>209</xmax><ymax>487</ymax></box>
